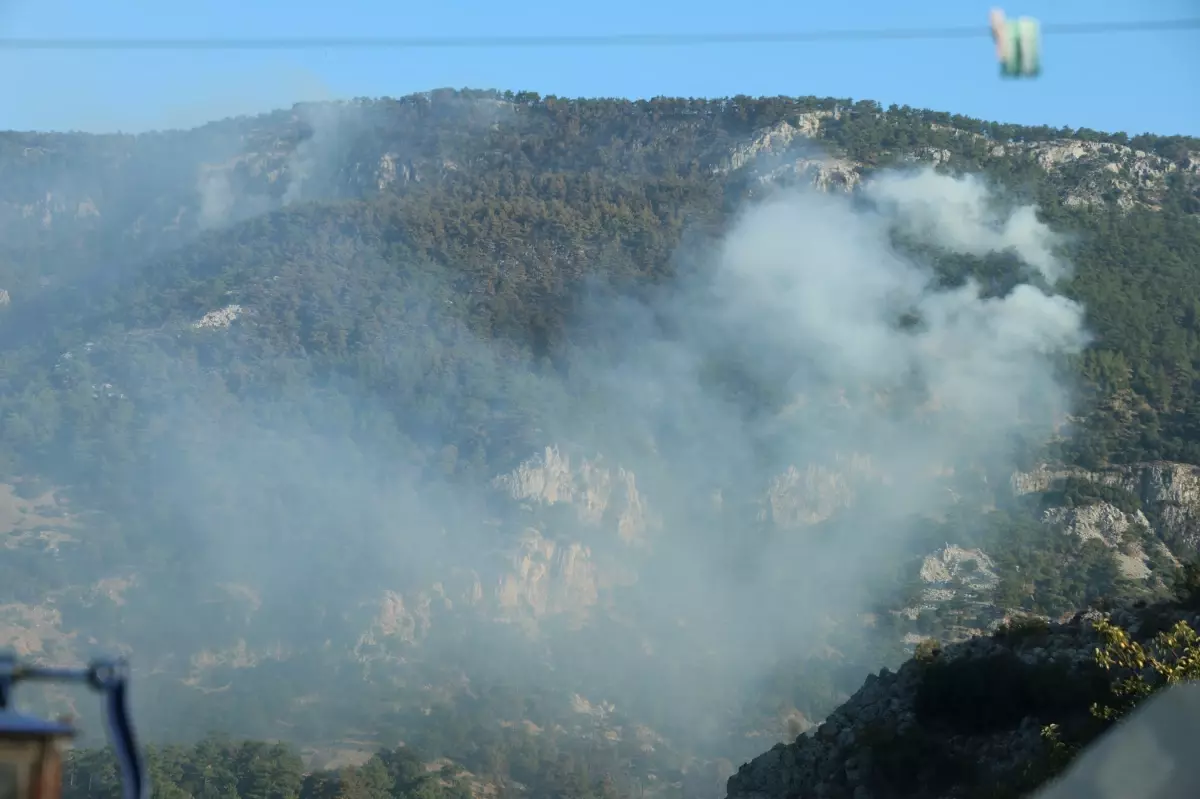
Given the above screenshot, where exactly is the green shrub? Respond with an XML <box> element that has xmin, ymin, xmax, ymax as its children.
<box><xmin>914</xmin><ymin>638</ymin><xmax>942</xmax><ymax>663</ymax></box>
<box><xmin>1171</xmin><ymin>560</ymin><xmax>1200</xmax><ymax>610</ymax></box>
<box><xmin>914</xmin><ymin>654</ymin><xmax>1109</xmax><ymax>735</ymax></box>
<box><xmin>858</xmin><ymin>722</ymin><xmax>977</xmax><ymax>795</ymax></box>
<box><xmin>1091</xmin><ymin>615</ymin><xmax>1200</xmax><ymax>719</ymax></box>
<box><xmin>1042</xmin><ymin>477</ymin><xmax>1143</xmax><ymax>515</ymax></box>
<box><xmin>996</xmin><ymin>616</ymin><xmax>1050</xmax><ymax>642</ymax></box>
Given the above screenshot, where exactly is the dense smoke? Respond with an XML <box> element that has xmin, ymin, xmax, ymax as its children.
<box><xmin>8</xmin><ymin>100</ymin><xmax>1092</xmax><ymax>756</ymax></box>
<box><xmin>523</xmin><ymin>166</ymin><xmax>1090</xmax><ymax>739</ymax></box>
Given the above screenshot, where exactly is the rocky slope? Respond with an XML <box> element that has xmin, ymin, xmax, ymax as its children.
<box><xmin>901</xmin><ymin>462</ymin><xmax>1200</xmax><ymax>639</ymax></box>
<box><xmin>727</xmin><ymin>110</ymin><xmax>1198</xmax><ymax>213</ymax></box>
<box><xmin>725</xmin><ymin>598</ymin><xmax>1200</xmax><ymax>799</ymax></box>
<box><xmin>1</xmin><ymin>90</ymin><xmax>1199</xmax><ymax>793</ymax></box>
<box><xmin>1012</xmin><ymin>461</ymin><xmax>1200</xmax><ymax>552</ymax></box>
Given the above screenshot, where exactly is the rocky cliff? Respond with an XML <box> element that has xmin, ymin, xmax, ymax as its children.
<box><xmin>1012</xmin><ymin>462</ymin><xmax>1200</xmax><ymax>553</ymax></box>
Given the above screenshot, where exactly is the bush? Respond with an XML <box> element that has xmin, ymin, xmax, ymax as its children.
<box><xmin>915</xmin><ymin>653</ymin><xmax>1109</xmax><ymax>735</ymax></box>
<box><xmin>914</xmin><ymin>638</ymin><xmax>942</xmax><ymax>663</ymax></box>
<box><xmin>1171</xmin><ymin>560</ymin><xmax>1200</xmax><ymax>610</ymax></box>
<box><xmin>996</xmin><ymin>616</ymin><xmax>1050</xmax><ymax>642</ymax></box>
<box><xmin>1043</xmin><ymin>478</ymin><xmax>1143</xmax><ymax>515</ymax></box>
<box><xmin>1090</xmin><ymin>615</ymin><xmax>1200</xmax><ymax>719</ymax></box>
<box><xmin>858</xmin><ymin>723</ymin><xmax>977</xmax><ymax>795</ymax></box>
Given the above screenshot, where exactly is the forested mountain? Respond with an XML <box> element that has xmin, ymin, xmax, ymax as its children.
<box><xmin>1</xmin><ymin>89</ymin><xmax>1199</xmax><ymax>799</ymax></box>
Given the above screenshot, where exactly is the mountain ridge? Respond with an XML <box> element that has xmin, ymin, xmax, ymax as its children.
<box><xmin>1</xmin><ymin>89</ymin><xmax>1199</xmax><ymax>799</ymax></box>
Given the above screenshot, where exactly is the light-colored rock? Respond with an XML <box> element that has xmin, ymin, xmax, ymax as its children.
<box><xmin>1012</xmin><ymin>461</ymin><xmax>1200</xmax><ymax>554</ymax></box>
<box><xmin>192</xmin><ymin>304</ymin><xmax>243</xmax><ymax>330</ymax></box>
<box><xmin>494</xmin><ymin>445</ymin><xmax>653</xmax><ymax>544</ymax></box>
<box><xmin>1043</xmin><ymin>502</ymin><xmax>1155</xmax><ymax>579</ymax></box>
<box><xmin>758</xmin><ymin>157</ymin><xmax>861</xmax><ymax>192</ymax></box>
<box><xmin>494</xmin><ymin>529</ymin><xmax>599</xmax><ymax>619</ymax></box>
<box><xmin>721</xmin><ymin>115</ymin><xmax>826</xmax><ymax>173</ymax></box>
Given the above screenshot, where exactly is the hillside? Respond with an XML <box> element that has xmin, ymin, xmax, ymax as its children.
<box><xmin>726</xmin><ymin>587</ymin><xmax>1200</xmax><ymax>799</ymax></box>
<box><xmin>1</xmin><ymin>89</ymin><xmax>1199</xmax><ymax>799</ymax></box>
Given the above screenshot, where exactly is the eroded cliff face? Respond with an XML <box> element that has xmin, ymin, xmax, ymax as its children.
<box><xmin>998</xmin><ymin>138</ymin><xmax>1198</xmax><ymax>210</ymax></box>
<box><xmin>891</xmin><ymin>461</ymin><xmax>1200</xmax><ymax>637</ymax></box>
<box><xmin>312</xmin><ymin>447</ymin><xmax>655</xmax><ymax>660</ymax></box>
<box><xmin>719</xmin><ymin>112</ymin><xmax>834</xmax><ymax>174</ymax></box>
<box><xmin>1012</xmin><ymin>461</ymin><xmax>1200</xmax><ymax>554</ymax></box>
<box><xmin>1041</xmin><ymin>503</ymin><xmax>1162</xmax><ymax>580</ymax></box>
<box><xmin>192</xmin><ymin>454</ymin><xmax>1200</xmax><ymax>703</ymax></box>
<box><xmin>494</xmin><ymin>445</ymin><xmax>655</xmax><ymax>546</ymax></box>
<box><xmin>0</xmin><ymin>443</ymin><xmax>657</xmax><ymax>679</ymax></box>
<box><xmin>7</xmin><ymin>452</ymin><xmax>1197</xmax><ymax>671</ymax></box>
<box><xmin>351</xmin><ymin>588</ymin><xmax>449</xmax><ymax>665</ymax></box>
<box><xmin>494</xmin><ymin>529</ymin><xmax>599</xmax><ymax>620</ymax></box>
<box><xmin>915</xmin><ymin>545</ymin><xmax>1000</xmax><ymax>609</ymax></box>
<box><xmin>720</xmin><ymin>112</ymin><xmax>1196</xmax><ymax>214</ymax></box>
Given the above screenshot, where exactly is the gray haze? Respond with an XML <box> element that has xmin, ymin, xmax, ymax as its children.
<box><xmin>540</xmin><ymin>168</ymin><xmax>1088</xmax><ymax>676</ymax></box>
<box><xmin>3</xmin><ymin>100</ymin><xmax>1092</xmax><ymax>756</ymax></box>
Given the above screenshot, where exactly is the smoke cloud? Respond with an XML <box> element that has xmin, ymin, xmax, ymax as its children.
<box><xmin>21</xmin><ymin>99</ymin><xmax>1091</xmax><ymax>760</ymax></box>
<box><xmin>517</xmin><ymin>167</ymin><xmax>1090</xmax><ymax>740</ymax></box>
<box><xmin>197</xmin><ymin>100</ymin><xmax>362</xmax><ymax>229</ymax></box>
<box><xmin>864</xmin><ymin>169</ymin><xmax>1071</xmax><ymax>282</ymax></box>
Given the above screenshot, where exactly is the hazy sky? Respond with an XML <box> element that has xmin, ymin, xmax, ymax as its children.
<box><xmin>0</xmin><ymin>0</ymin><xmax>1196</xmax><ymax>135</ymax></box>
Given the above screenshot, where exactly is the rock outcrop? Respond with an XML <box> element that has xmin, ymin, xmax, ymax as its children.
<box><xmin>494</xmin><ymin>529</ymin><xmax>599</xmax><ymax>620</ymax></box>
<box><xmin>192</xmin><ymin>304</ymin><xmax>244</xmax><ymax>330</ymax></box>
<box><xmin>913</xmin><ymin>545</ymin><xmax>1000</xmax><ymax>613</ymax></box>
<box><xmin>1041</xmin><ymin>503</ymin><xmax>1161</xmax><ymax>580</ymax></box>
<box><xmin>1012</xmin><ymin>461</ymin><xmax>1200</xmax><ymax>554</ymax></box>
<box><xmin>720</xmin><ymin>113</ymin><xmax>832</xmax><ymax>173</ymax></box>
<box><xmin>494</xmin><ymin>445</ymin><xmax>654</xmax><ymax>545</ymax></box>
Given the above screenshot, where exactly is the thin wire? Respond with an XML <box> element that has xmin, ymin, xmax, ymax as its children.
<box><xmin>0</xmin><ymin>18</ymin><xmax>1196</xmax><ymax>51</ymax></box>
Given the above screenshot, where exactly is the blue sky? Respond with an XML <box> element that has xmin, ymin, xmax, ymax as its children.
<box><xmin>1</xmin><ymin>0</ymin><xmax>1196</xmax><ymax>135</ymax></box>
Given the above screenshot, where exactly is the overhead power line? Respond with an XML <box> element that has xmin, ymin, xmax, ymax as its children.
<box><xmin>0</xmin><ymin>18</ymin><xmax>1196</xmax><ymax>51</ymax></box>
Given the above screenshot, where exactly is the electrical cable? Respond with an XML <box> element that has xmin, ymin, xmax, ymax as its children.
<box><xmin>0</xmin><ymin>17</ymin><xmax>1196</xmax><ymax>51</ymax></box>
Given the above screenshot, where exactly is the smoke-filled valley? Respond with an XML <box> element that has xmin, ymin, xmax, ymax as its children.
<box><xmin>2</xmin><ymin>91</ymin><xmax>1200</xmax><ymax>799</ymax></box>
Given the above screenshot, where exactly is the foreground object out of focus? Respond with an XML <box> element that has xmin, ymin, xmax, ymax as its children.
<box><xmin>0</xmin><ymin>656</ymin><xmax>148</xmax><ymax>799</ymax></box>
<box><xmin>1030</xmin><ymin>680</ymin><xmax>1200</xmax><ymax>799</ymax></box>
<box><xmin>991</xmin><ymin>8</ymin><xmax>1042</xmax><ymax>77</ymax></box>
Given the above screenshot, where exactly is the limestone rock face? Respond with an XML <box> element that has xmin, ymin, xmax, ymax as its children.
<box><xmin>495</xmin><ymin>445</ymin><xmax>654</xmax><ymax>545</ymax></box>
<box><xmin>1012</xmin><ymin>461</ymin><xmax>1200</xmax><ymax>554</ymax></box>
<box><xmin>494</xmin><ymin>529</ymin><xmax>599</xmax><ymax>619</ymax></box>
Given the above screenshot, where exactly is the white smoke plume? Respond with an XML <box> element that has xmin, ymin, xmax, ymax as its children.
<box><xmin>864</xmin><ymin>169</ymin><xmax>1071</xmax><ymax>282</ymax></box>
<box><xmin>196</xmin><ymin>100</ymin><xmax>362</xmax><ymax>230</ymax></box>
<box><xmin>36</xmin><ymin>117</ymin><xmax>1096</xmax><ymax>757</ymax></box>
<box><xmin>535</xmin><ymin>166</ymin><xmax>1091</xmax><ymax>732</ymax></box>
